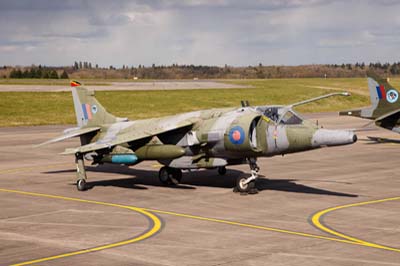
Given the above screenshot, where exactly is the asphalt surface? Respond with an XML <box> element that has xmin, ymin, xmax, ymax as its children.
<box><xmin>0</xmin><ymin>81</ymin><xmax>249</xmax><ymax>92</ymax></box>
<box><xmin>1</xmin><ymin>114</ymin><xmax>400</xmax><ymax>266</ymax></box>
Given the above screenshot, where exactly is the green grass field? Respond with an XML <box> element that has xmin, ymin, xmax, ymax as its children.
<box><xmin>2</xmin><ymin>77</ymin><xmax>398</xmax><ymax>127</ymax></box>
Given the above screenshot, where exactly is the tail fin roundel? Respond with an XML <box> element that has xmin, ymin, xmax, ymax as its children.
<box><xmin>367</xmin><ymin>70</ymin><xmax>399</xmax><ymax>107</ymax></box>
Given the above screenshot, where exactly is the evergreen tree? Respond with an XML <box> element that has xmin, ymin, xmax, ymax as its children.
<box><xmin>22</xmin><ymin>69</ymin><xmax>30</xmax><ymax>78</ymax></box>
<box><xmin>30</xmin><ymin>68</ymin><xmax>37</xmax><ymax>78</ymax></box>
<box><xmin>9</xmin><ymin>69</ymin><xmax>17</xmax><ymax>78</ymax></box>
<box><xmin>36</xmin><ymin>68</ymin><xmax>43</xmax><ymax>78</ymax></box>
<box><xmin>60</xmin><ymin>70</ymin><xmax>69</xmax><ymax>79</ymax></box>
<box><xmin>50</xmin><ymin>70</ymin><xmax>59</xmax><ymax>79</ymax></box>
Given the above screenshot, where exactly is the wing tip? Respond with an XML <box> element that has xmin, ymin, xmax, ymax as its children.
<box><xmin>70</xmin><ymin>80</ymin><xmax>82</xmax><ymax>87</ymax></box>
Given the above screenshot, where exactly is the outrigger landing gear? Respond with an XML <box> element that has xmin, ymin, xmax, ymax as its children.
<box><xmin>159</xmin><ymin>167</ymin><xmax>182</xmax><ymax>185</ymax></box>
<box><xmin>75</xmin><ymin>153</ymin><xmax>87</xmax><ymax>191</ymax></box>
<box><xmin>235</xmin><ymin>158</ymin><xmax>259</xmax><ymax>194</ymax></box>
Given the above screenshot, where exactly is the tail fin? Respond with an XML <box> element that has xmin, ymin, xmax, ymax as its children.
<box><xmin>366</xmin><ymin>70</ymin><xmax>400</xmax><ymax>118</ymax></box>
<box><xmin>340</xmin><ymin>70</ymin><xmax>400</xmax><ymax>119</ymax></box>
<box><xmin>71</xmin><ymin>81</ymin><xmax>118</xmax><ymax>127</ymax></box>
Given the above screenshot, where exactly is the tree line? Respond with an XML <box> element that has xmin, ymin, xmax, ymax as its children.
<box><xmin>8</xmin><ymin>65</ymin><xmax>69</xmax><ymax>79</ymax></box>
<box><xmin>2</xmin><ymin>62</ymin><xmax>400</xmax><ymax>79</ymax></box>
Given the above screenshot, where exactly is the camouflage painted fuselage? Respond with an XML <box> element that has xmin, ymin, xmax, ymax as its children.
<box><xmin>40</xmin><ymin>85</ymin><xmax>356</xmax><ymax>173</ymax></box>
<box><xmin>40</xmin><ymin>84</ymin><xmax>357</xmax><ymax>192</ymax></box>
<box><xmin>80</xmin><ymin>105</ymin><xmax>355</xmax><ymax>170</ymax></box>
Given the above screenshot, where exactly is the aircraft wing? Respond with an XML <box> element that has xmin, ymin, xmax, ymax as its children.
<box><xmin>289</xmin><ymin>92</ymin><xmax>350</xmax><ymax>108</ymax></box>
<box><xmin>36</xmin><ymin>127</ymin><xmax>101</xmax><ymax>147</ymax></box>
<box><xmin>372</xmin><ymin>108</ymin><xmax>400</xmax><ymax>131</ymax></box>
<box><xmin>367</xmin><ymin>136</ymin><xmax>400</xmax><ymax>143</ymax></box>
<box><xmin>374</xmin><ymin>108</ymin><xmax>400</xmax><ymax>123</ymax></box>
<box><xmin>62</xmin><ymin>118</ymin><xmax>196</xmax><ymax>155</ymax></box>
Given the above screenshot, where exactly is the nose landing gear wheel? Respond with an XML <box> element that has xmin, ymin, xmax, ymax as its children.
<box><xmin>77</xmin><ymin>179</ymin><xmax>87</xmax><ymax>191</ymax></box>
<box><xmin>236</xmin><ymin>176</ymin><xmax>255</xmax><ymax>193</ymax></box>
<box><xmin>234</xmin><ymin>158</ymin><xmax>259</xmax><ymax>194</ymax></box>
<box><xmin>159</xmin><ymin>167</ymin><xmax>182</xmax><ymax>185</ymax></box>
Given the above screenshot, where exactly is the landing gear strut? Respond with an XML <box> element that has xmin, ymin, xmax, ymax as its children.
<box><xmin>75</xmin><ymin>153</ymin><xmax>87</xmax><ymax>191</ymax></box>
<box><xmin>235</xmin><ymin>158</ymin><xmax>259</xmax><ymax>194</ymax></box>
<box><xmin>159</xmin><ymin>167</ymin><xmax>182</xmax><ymax>185</ymax></box>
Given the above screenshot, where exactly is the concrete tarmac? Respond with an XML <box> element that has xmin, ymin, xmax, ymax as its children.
<box><xmin>1</xmin><ymin>114</ymin><xmax>400</xmax><ymax>265</ymax></box>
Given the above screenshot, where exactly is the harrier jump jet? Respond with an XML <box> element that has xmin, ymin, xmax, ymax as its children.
<box><xmin>340</xmin><ymin>71</ymin><xmax>400</xmax><ymax>141</ymax></box>
<box><xmin>39</xmin><ymin>81</ymin><xmax>357</xmax><ymax>193</ymax></box>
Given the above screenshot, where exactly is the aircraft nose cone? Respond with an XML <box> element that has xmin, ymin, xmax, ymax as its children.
<box><xmin>312</xmin><ymin>129</ymin><xmax>357</xmax><ymax>147</ymax></box>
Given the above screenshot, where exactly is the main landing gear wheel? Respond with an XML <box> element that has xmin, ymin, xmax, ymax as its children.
<box><xmin>159</xmin><ymin>167</ymin><xmax>182</xmax><ymax>185</ymax></box>
<box><xmin>234</xmin><ymin>158</ymin><xmax>259</xmax><ymax>194</ymax></box>
<box><xmin>217</xmin><ymin>166</ymin><xmax>227</xmax><ymax>175</ymax></box>
<box><xmin>77</xmin><ymin>179</ymin><xmax>87</xmax><ymax>191</ymax></box>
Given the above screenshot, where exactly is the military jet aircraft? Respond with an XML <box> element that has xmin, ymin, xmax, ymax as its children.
<box><xmin>39</xmin><ymin>81</ymin><xmax>357</xmax><ymax>193</ymax></box>
<box><xmin>340</xmin><ymin>71</ymin><xmax>400</xmax><ymax>141</ymax></box>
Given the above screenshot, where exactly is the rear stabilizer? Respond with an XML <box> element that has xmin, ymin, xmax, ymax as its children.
<box><xmin>71</xmin><ymin>80</ymin><xmax>119</xmax><ymax>127</ymax></box>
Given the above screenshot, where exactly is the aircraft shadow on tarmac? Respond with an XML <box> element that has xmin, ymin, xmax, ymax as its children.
<box><xmin>44</xmin><ymin>165</ymin><xmax>358</xmax><ymax>197</ymax></box>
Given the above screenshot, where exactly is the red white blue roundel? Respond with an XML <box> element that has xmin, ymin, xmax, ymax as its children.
<box><xmin>386</xmin><ymin>89</ymin><xmax>399</xmax><ymax>103</ymax></box>
<box><xmin>229</xmin><ymin>126</ymin><xmax>245</xmax><ymax>145</ymax></box>
<box><xmin>91</xmin><ymin>104</ymin><xmax>98</xmax><ymax>114</ymax></box>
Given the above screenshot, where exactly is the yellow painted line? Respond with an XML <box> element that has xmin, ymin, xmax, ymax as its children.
<box><xmin>0</xmin><ymin>188</ymin><xmax>162</xmax><ymax>266</ymax></box>
<box><xmin>2</xmin><ymin>163</ymin><xmax>400</xmax><ymax>256</ymax></box>
<box><xmin>311</xmin><ymin>197</ymin><xmax>400</xmax><ymax>252</ymax></box>
<box><xmin>0</xmin><ymin>163</ymin><xmax>71</xmax><ymax>175</ymax></box>
<box><xmin>151</xmin><ymin>163</ymin><xmax>163</xmax><ymax>169</ymax></box>
<box><xmin>145</xmin><ymin>208</ymin><xmax>369</xmax><ymax>247</ymax></box>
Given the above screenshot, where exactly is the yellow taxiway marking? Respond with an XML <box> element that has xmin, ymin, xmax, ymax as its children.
<box><xmin>145</xmin><ymin>207</ymin><xmax>365</xmax><ymax>246</ymax></box>
<box><xmin>2</xmin><ymin>188</ymin><xmax>400</xmax><ymax>266</ymax></box>
<box><xmin>0</xmin><ymin>188</ymin><xmax>162</xmax><ymax>266</ymax></box>
<box><xmin>2</xmin><ymin>162</ymin><xmax>400</xmax><ymax>264</ymax></box>
<box><xmin>311</xmin><ymin>197</ymin><xmax>400</xmax><ymax>252</ymax></box>
<box><xmin>151</xmin><ymin>163</ymin><xmax>163</xmax><ymax>169</ymax></box>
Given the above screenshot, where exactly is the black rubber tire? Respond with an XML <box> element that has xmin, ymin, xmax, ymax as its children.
<box><xmin>217</xmin><ymin>166</ymin><xmax>227</xmax><ymax>175</ymax></box>
<box><xmin>170</xmin><ymin>168</ymin><xmax>182</xmax><ymax>184</ymax></box>
<box><xmin>77</xmin><ymin>179</ymin><xmax>86</xmax><ymax>191</ymax></box>
<box><xmin>159</xmin><ymin>167</ymin><xmax>172</xmax><ymax>185</ymax></box>
<box><xmin>236</xmin><ymin>176</ymin><xmax>254</xmax><ymax>193</ymax></box>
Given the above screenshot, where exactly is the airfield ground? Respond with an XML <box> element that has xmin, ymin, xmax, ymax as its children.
<box><xmin>0</xmin><ymin>113</ymin><xmax>400</xmax><ymax>266</ymax></box>
<box><xmin>0</xmin><ymin>80</ymin><xmax>248</xmax><ymax>92</ymax></box>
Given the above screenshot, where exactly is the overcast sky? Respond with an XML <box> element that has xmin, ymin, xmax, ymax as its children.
<box><xmin>1</xmin><ymin>0</ymin><xmax>400</xmax><ymax>67</ymax></box>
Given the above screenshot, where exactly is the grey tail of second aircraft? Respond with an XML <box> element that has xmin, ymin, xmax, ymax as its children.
<box><xmin>71</xmin><ymin>81</ymin><xmax>119</xmax><ymax>128</ymax></box>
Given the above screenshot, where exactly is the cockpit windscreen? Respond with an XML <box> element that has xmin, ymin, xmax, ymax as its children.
<box><xmin>279</xmin><ymin>111</ymin><xmax>303</xmax><ymax>125</ymax></box>
<box><xmin>259</xmin><ymin>107</ymin><xmax>303</xmax><ymax>125</ymax></box>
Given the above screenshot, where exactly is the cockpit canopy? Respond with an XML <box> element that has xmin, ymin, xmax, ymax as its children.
<box><xmin>256</xmin><ymin>106</ymin><xmax>303</xmax><ymax>125</ymax></box>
